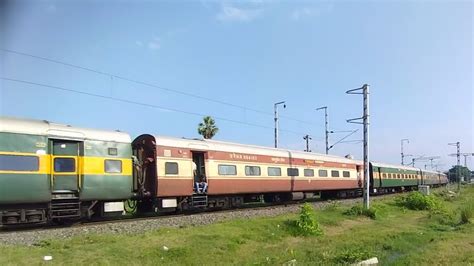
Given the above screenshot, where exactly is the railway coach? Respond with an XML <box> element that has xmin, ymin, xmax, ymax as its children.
<box><xmin>132</xmin><ymin>134</ymin><xmax>364</xmax><ymax>212</ymax></box>
<box><xmin>369</xmin><ymin>162</ymin><xmax>448</xmax><ymax>194</ymax></box>
<box><xmin>0</xmin><ymin>117</ymin><xmax>133</xmax><ymax>226</ymax></box>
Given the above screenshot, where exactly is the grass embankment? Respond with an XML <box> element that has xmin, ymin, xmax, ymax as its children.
<box><xmin>1</xmin><ymin>186</ymin><xmax>474</xmax><ymax>265</ymax></box>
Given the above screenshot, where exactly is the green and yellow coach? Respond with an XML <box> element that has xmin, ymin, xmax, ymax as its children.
<box><xmin>0</xmin><ymin>117</ymin><xmax>133</xmax><ymax>226</ymax></box>
<box><xmin>370</xmin><ymin>162</ymin><xmax>421</xmax><ymax>193</ymax></box>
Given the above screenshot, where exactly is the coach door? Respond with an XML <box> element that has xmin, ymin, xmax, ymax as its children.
<box><xmin>51</xmin><ymin>140</ymin><xmax>80</xmax><ymax>192</ymax></box>
<box><xmin>192</xmin><ymin>151</ymin><xmax>207</xmax><ymax>193</ymax></box>
<box><xmin>192</xmin><ymin>152</ymin><xmax>206</xmax><ymax>179</ymax></box>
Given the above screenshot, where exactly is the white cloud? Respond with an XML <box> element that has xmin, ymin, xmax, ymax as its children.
<box><xmin>291</xmin><ymin>5</ymin><xmax>333</xmax><ymax>21</ymax></box>
<box><xmin>147</xmin><ymin>37</ymin><xmax>161</xmax><ymax>51</ymax></box>
<box><xmin>291</xmin><ymin>7</ymin><xmax>313</xmax><ymax>20</ymax></box>
<box><xmin>216</xmin><ymin>5</ymin><xmax>262</xmax><ymax>22</ymax></box>
<box><xmin>135</xmin><ymin>37</ymin><xmax>161</xmax><ymax>51</ymax></box>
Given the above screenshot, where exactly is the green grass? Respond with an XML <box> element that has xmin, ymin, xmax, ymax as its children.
<box><xmin>1</xmin><ymin>186</ymin><xmax>474</xmax><ymax>265</ymax></box>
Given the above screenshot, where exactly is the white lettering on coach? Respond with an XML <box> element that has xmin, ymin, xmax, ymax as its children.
<box><xmin>229</xmin><ymin>153</ymin><xmax>258</xmax><ymax>161</ymax></box>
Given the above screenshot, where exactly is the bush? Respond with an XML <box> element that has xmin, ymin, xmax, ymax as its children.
<box><xmin>343</xmin><ymin>205</ymin><xmax>378</xmax><ymax>220</ymax></box>
<box><xmin>295</xmin><ymin>203</ymin><xmax>322</xmax><ymax>236</ymax></box>
<box><xmin>396</xmin><ymin>192</ymin><xmax>441</xmax><ymax>211</ymax></box>
<box><xmin>460</xmin><ymin>201</ymin><xmax>474</xmax><ymax>224</ymax></box>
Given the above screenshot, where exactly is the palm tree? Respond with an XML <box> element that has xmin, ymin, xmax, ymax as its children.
<box><xmin>198</xmin><ymin>116</ymin><xmax>219</xmax><ymax>139</ymax></box>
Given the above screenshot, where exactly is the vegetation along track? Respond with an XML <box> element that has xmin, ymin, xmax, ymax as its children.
<box><xmin>0</xmin><ymin>193</ymin><xmax>399</xmax><ymax>246</ymax></box>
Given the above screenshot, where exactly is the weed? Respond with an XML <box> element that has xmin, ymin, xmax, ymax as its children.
<box><xmin>33</xmin><ymin>239</ymin><xmax>51</xmax><ymax>247</ymax></box>
<box><xmin>323</xmin><ymin>201</ymin><xmax>341</xmax><ymax>211</ymax></box>
<box><xmin>459</xmin><ymin>201</ymin><xmax>474</xmax><ymax>224</ymax></box>
<box><xmin>433</xmin><ymin>190</ymin><xmax>458</xmax><ymax>202</ymax></box>
<box><xmin>290</xmin><ymin>203</ymin><xmax>323</xmax><ymax>236</ymax></box>
<box><xmin>334</xmin><ymin>248</ymin><xmax>373</xmax><ymax>264</ymax></box>
<box><xmin>428</xmin><ymin>209</ymin><xmax>456</xmax><ymax>226</ymax></box>
<box><xmin>343</xmin><ymin>205</ymin><xmax>378</xmax><ymax>220</ymax></box>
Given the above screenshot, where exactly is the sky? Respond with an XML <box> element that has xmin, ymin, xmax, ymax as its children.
<box><xmin>0</xmin><ymin>0</ymin><xmax>473</xmax><ymax>171</ymax></box>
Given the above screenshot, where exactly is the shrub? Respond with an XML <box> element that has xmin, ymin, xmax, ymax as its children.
<box><xmin>460</xmin><ymin>201</ymin><xmax>474</xmax><ymax>224</ymax></box>
<box><xmin>343</xmin><ymin>205</ymin><xmax>378</xmax><ymax>220</ymax></box>
<box><xmin>295</xmin><ymin>203</ymin><xmax>322</xmax><ymax>236</ymax></box>
<box><xmin>396</xmin><ymin>192</ymin><xmax>441</xmax><ymax>211</ymax></box>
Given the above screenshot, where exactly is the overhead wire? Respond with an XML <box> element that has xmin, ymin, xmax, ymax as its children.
<box><xmin>0</xmin><ymin>48</ymin><xmax>317</xmax><ymax>125</ymax></box>
<box><xmin>1</xmin><ymin>77</ymin><xmax>323</xmax><ymax>139</ymax></box>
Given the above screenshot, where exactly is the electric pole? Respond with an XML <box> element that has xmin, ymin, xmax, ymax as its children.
<box><xmin>346</xmin><ymin>84</ymin><xmax>370</xmax><ymax>209</ymax></box>
<box><xmin>273</xmin><ymin>101</ymin><xmax>286</xmax><ymax>148</ymax></box>
<box><xmin>461</xmin><ymin>153</ymin><xmax>474</xmax><ymax>167</ymax></box>
<box><xmin>448</xmin><ymin>142</ymin><xmax>461</xmax><ymax>190</ymax></box>
<box><xmin>303</xmin><ymin>135</ymin><xmax>312</xmax><ymax>152</ymax></box>
<box><xmin>316</xmin><ymin>106</ymin><xmax>329</xmax><ymax>154</ymax></box>
<box><xmin>401</xmin><ymin>139</ymin><xmax>409</xmax><ymax>165</ymax></box>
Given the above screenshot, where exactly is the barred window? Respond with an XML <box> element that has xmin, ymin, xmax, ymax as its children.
<box><xmin>165</xmin><ymin>162</ymin><xmax>178</xmax><ymax>175</ymax></box>
<box><xmin>245</xmin><ymin>166</ymin><xmax>261</xmax><ymax>176</ymax></box>
<box><xmin>343</xmin><ymin>171</ymin><xmax>350</xmax><ymax>178</ymax></box>
<box><xmin>304</xmin><ymin>169</ymin><xmax>314</xmax><ymax>177</ymax></box>
<box><xmin>108</xmin><ymin>148</ymin><xmax>118</xmax><ymax>156</ymax></box>
<box><xmin>268</xmin><ymin>167</ymin><xmax>281</xmax><ymax>176</ymax></box>
<box><xmin>105</xmin><ymin>160</ymin><xmax>122</xmax><ymax>173</ymax></box>
<box><xmin>54</xmin><ymin>158</ymin><xmax>75</xmax><ymax>172</ymax></box>
<box><xmin>331</xmin><ymin>170</ymin><xmax>340</xmax><ymax>177</ymax></box>
<box><xmin>287</xmin><ymin>168</ymin><xmax>299</xmax><ymax>176</ymax></box>
<box><xmin>218</xmin><ymin>164</ymin><xmax>237</xmax><ymax>175</ymax></box>
<box><xmin>318</xmin><ymin>169</ymin><xmax>328</xmax><ymax>177</ymax></box>
<box><xmin>0</xmin><ymin>155</ymin><xmax>39</xmax><ymax>171</ymax></box>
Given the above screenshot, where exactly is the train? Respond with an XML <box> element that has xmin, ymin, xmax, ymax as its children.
<box><xmin>0</xmin><ymin>117</ymin><xmax>448</xmax><ymax>226</ymax></box>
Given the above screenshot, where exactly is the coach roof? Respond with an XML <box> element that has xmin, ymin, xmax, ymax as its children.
<box><xmin>149</xmin><ymin>135</ymin><xmax>359</xmax><ymax>164</ymax></box>
<box><xmin>0</xmin><ymin>116</ymin><xmax>131</xmax><ymax>143</ymax></box>
<box><xmin>370</xmin><ymin>162</ymin><xmax>420</xmax><ymax>172</ymax></box>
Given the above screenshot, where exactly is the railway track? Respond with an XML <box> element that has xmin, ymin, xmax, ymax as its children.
<box><xmin>0</xmin><ymin>193</ymin><xmax>402</xmax><ymax>246</ymax></box>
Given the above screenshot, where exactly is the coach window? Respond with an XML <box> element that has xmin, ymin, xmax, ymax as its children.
<box><xmin>318</xmin><ymin>169</ymin><xmax>328</xmax><ymax>177</ymax></box>
<box><xmin>268</xmin><ymin>167</ymin><xmax>281</xmax><ymax>176</ymax></box>
<box><xmin>105</xmin><ymin>159</ymin><xmax>122</xmax><ymax>173</ymax></box>
<box><xmin>54</xmin><ymin>158</ymin><xmax>75</xmax><ymax>172</ymax></box>
<box><xmin>218</xmin><ymin>164</ymin><xmax>237</xmax><ymax>175</ymax></box>
<box><xmin>108</xmin><ymin>148</ymin><xmax>118</xmax><ymax>156</ymax></box>
<box><xmin>331</xmin><ymin>170</ymin><xmax>340</xmax><ymax>177</ymax></box>
<box><xmin>343</xmin><ymin>171</ymin><xmax>350</xmax><ymax>178</ymax></box>
<box><xmin>304</xmin><ymin>169</ymin><xmax>314</xmax><ymax>177</ymax></box>
<box><xmin>287</xmin><ymin>168</ymin><xmax>299</xmax><ymax>176</ymax></box>
<box><xmin>397</xmin><ymin>174</ymin><xmax>401</xmax><ymax>179</ymax></box>
<box><xmin>0</xmin><ymin>154</ymin><xmax>39</xmax><ymax>171</ymax></box>
<box><xmin>165</xmin><ymin>162</ymin><xmax>179</xmax><ymax>175</ymax></box>
<box><xmin>245</xmin><ymin>166</ymin><xmax>261</xmax><ymax>176</ymax></box>
<box><xmin>382</xmin><ymin>173</ymin><xmax>387</xmax><ymax>178</ymax></box>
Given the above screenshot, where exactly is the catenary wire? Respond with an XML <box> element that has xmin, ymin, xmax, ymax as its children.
<box><xmin>1</xmin><ymin>77</ymin><xmax>323</xmax><ymax>139</ymax></box>
<box><xmin>1</xmin><ymin>48</ymin><xmax>317</xmax><ymax>125</ymax></box>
